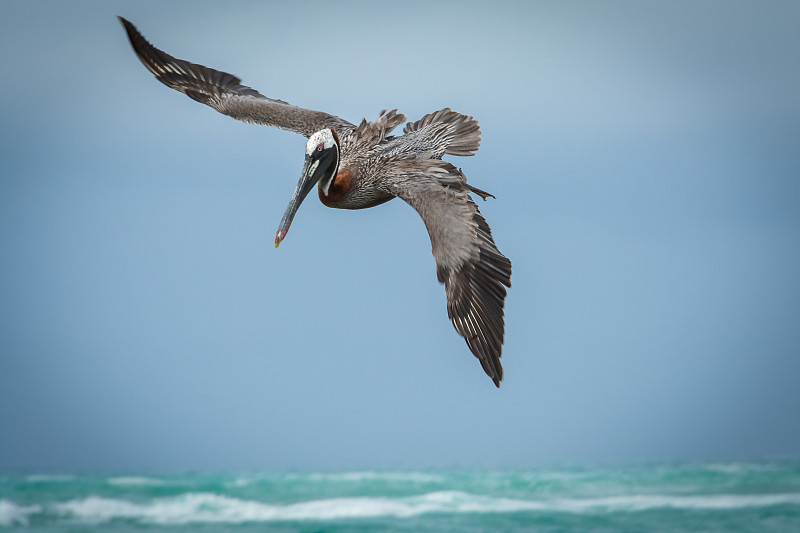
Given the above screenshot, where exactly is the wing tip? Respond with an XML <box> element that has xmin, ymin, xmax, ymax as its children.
<box><xmin>446</xmin><ymin>251</ymin><xmax>510</xmax><ymax>388</ymax></box>
<box><xmin>117</xmin><ymin>16</ymin><xmax>139</xmax><ymax>45</ymax></box>
<box><xmin>117</xmin><ymin>16</ymin><xmax>158</xmax><ymax>70</ymax></box>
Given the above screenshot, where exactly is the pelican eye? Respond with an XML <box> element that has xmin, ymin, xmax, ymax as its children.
<box><xmin>316</xmin><ymin>143</ymin><xmax>324</xmax><ymax>153</ymax></box>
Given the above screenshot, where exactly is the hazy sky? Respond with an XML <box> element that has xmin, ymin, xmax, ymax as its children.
<box><xmin>1</xmin><ymin>0</ymin><xmax>799</xmax><ymax>472</ymax></box>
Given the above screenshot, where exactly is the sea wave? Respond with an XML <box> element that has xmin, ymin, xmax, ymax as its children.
<box><xmin>699</xmin><ymin>462</ymin><xmax>786</xmax><ymax>474</ymax></box>
<box><xmin>302</xmin><ymin>471</ymin><xmax>445</xmax><ymax>483</ymax></box>
<box><xmin>36</xmin><ymin>491</ymin><xmax>800</xmax><ymax>525</ymax></box>
<box><xmin>106</xmin><ymin>476</ymin><xmax>165</xmax><ymax>486</ymax></box>
<box><xmin>0</xmin><ymin>500</ymin><xmax>42</xmax><ymax>527</ymax></box>
<box><xmin>553</xmin><ymin>493</ymin><xmax>800</xmax><ymax>513</ymax></box>
<box><xmin>227</xmin><ymin>471</ymin><xmax>444</xmax><ymax>488</ymax></box>
<box><xmin>24</xmin><ymin>474</ymin><xmax>75</xmax><ymax>483</ymax></box>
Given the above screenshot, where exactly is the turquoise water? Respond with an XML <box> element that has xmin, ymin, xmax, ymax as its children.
<box><xmin>2</xmin><ymin>461</ymin><xmax>800</xmax><ymax>532</ymax></box>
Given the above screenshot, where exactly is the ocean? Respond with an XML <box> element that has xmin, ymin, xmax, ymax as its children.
<box><xmin>2</xmin><ymin>461</ymin><xmax>799</xmax><ymax>532</ymax></box>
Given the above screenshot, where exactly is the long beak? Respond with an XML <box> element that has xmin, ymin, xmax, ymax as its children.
<box><xmin>274</xmin><ymin>155</ymin><xmax>322</xmax><ymax>248</ymax></box>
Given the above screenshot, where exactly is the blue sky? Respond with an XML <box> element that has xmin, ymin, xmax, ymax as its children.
<box><xmin>1</xmin><ymin>0</ymin><xmax>799</xmax><ymax>472</ymax></box>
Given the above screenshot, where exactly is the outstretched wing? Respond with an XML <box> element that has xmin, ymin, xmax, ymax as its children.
<box><xmin>383</xmin><ymin>162</ymin><xmax>511</xmax><ymax>387</ymax></box>
<box><xmin>119</xmin><ymin>17</ymin><xmax>354</xmax><ymax>137</ymax></box>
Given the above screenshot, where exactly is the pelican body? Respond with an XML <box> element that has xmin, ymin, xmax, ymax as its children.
<box><xmin>119</xmin><ymin>17</ymin><xmax>512</xmax><ymax>387</ymax></box>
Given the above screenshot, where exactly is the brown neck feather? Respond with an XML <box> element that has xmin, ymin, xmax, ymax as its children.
<box><xmin>319</xmin><ymin>169</ymin><xmax>352</xmax><ymax>207</ymax></box>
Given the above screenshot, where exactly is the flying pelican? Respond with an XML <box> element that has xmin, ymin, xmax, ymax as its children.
<box><xmin>119</xmin><ymin>17</ymin><xmax>512</xmax><ymax>387</ymax></box>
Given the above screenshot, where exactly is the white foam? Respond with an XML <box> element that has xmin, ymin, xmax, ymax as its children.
<box><xmin>228</xmin><ymin>472</ymin><xmax>444</xmax><ymax>488</ymax></box>
<box><xmin>701</xmin><ymin>462</ymin><xmax>783</xmax><ymax>474</ymax></box>
<box><xmin>107</xmin><ymin>476</ymin><xmax>164</xmax><ymax>486</ymax></box>
<box><xmin>563</xmin><ymin>493</ymin><xmax>800</xmax><ymax>512</ymax></box>
<box><xmin>50</xmin><ymin>491</ymin><xmax>800</xmax><ymax>524</ymax></box>
<box><xmin>25</xmin><ymin>474</ymin><xmax>75</xmax><ymax>483</ymax></box>
<box><xmin>0</xmin><ymin>500</ymin><xmax>42</xmax><ymax>527</ymax></box>
<box><xmin>227</xmin><ymin>478</ymin><xmax>255</xmax><ymax>488</ymax></box>
<box><xmin>302</xmin><ymin>471</ymin><xmax>445</xmax><ymax>483</ymax></box>
<box><xmin>54</xmin><ymin>491</ymin><xmax>538</xmax><ymax>524</ymax></box>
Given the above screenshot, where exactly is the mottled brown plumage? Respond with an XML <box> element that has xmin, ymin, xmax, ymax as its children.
<box><xmin>120</xmin><ymin>17</ymin><xmax>512</xmax><ymax>386</ymax></box>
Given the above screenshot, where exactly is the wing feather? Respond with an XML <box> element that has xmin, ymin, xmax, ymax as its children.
<box><xmin>402</xmin><ymin>108</ymin><xmax>482</xmax><ymax>157</ymax></box>
<box><xmin>119</xmin><ymin>17</ymin><xmax>353</xmax><ymax>137</ymax></box>
<box><xmin>384</xmin><ymin>162</ymin><xmax>511</xmax><ymax>387</ymax></box>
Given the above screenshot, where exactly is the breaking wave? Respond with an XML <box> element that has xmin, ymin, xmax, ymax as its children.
<box><xmin>299</xmin><ymin>471</ymin><xmax>445</xmax><ymax>483</ymax></box>
<box><xmin>0</xmin><ymin>500</ymin><xmax>42</xmax><ymax>527</ymax></box>
<box><xmin>227</xmin><ymin>471</ymin><xmax>444</xmax><ymax>488</ymax></box>
<box><xmin>106</xmin><ymin>476</ymin><xmax>165</xmax><ymax>486</ymax></box>
<box><xmin>22</xmin><ymin>491</ymin><xmax>800</xmax><ymax>525</ymax></box>
<box><xmin>24</xmin><ymin>475</ymin><xmax>74</xmax><ymax>483</ymax></box>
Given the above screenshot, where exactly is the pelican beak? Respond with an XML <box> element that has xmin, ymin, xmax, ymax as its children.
<box><xmin>274</xmin><ymin>154</ymin><xmax>323</xmax><ymax>248</ymax></box>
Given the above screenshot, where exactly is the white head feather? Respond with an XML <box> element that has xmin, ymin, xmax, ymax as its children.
<box><xmin>306</xmin><ymin>128</ymin><xmax>337</xmax><ymax>155</ymax></box>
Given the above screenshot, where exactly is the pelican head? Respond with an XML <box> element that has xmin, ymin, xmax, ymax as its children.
<box><xmin>274</xmin><ymin>128</ymin><xmax>340</xmax><ymax>247</ymax></box>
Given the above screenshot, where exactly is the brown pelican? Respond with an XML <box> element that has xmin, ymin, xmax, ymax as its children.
<box><xmin>119</xmin><ymin>17</ymin><xmax>512</xmax><ymax>387</ymax></box>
